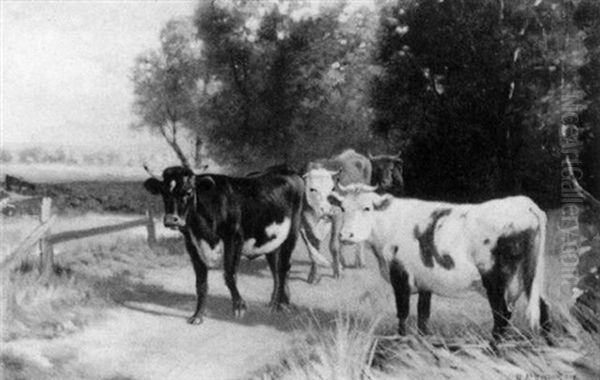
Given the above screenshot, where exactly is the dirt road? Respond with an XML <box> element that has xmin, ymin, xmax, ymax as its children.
<box><xmin>2</xmin><ymin>242</ymin><xmax>496</xmax><ymax>380</ymax></box>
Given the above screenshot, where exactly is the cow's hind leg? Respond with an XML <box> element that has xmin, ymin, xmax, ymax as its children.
<box><xmin>390</xmin><ymin>259</ymin><xmax>411</xmax><ymax>335</ymax></box>
<box><xmin>481</xmin><ymin>270</ymin><xmax>511</xmax><ymax>341</ymax></box>
<box><xmin>417</xmin><ymin>291</ymin><xmax>432</xmax><ymax>334</ymax></box>
<box><xmin>299</xmin><ymin>227</ymin><xmax>321</xmax><ymax>284</ymax></box>
<box><xmin>184</xmin><ymin>234</ymin><xmax>209</xmax><ymax>325</ymax></box>
<box><xmin>224</xmin><ymin>233</ymin><xmax>246</xmax><ymax>318</ymax></box>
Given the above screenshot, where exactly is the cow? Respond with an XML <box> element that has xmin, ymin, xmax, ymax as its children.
<box><xmin>143</xmin><ymin>165</ymin><xmax>304</xmax><ymax>324</ymax></box>
<box><xmin>327</xmin><ymin>184</ymin><xmax>550</xmax><ymax>340</ymax></box>
<box><xmin>368</xmin><ymin>152</ymin><xmax>405</xmax><ymax>196</ymax></box>
<box><xmin>300</xmin><ymin>149</ymin><xmax>372</xmax><ymax>283</ymax></box>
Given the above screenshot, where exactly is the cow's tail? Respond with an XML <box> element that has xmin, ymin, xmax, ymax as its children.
<box><xmin>525</xmin><ymin>205</ymin><xmax>547</xmax><ymax>331</ymax></box>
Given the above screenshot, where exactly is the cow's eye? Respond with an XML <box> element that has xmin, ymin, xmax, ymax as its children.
<box><xmin>363</xmin><ymin>207</ymin><xmax>371</xmax><ymax>212</ymax></box>
<box><xmin>310</xmin><ymin>188</ymin><xmax>317</xmax><ymax>193</ymax></box>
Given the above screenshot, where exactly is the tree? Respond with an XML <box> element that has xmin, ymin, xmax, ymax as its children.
<box><xmin>193</xmin><ymin>0</ymin><xmax>381</xmax><ymax>171</ymax></box>
<box><xmin>371</xmin><ymin>0</ymin><xmax>586</xmax><ymax>207</ymax></box>
<box><xmin>574</xmin><ymin>0</ymin><xmax>600</xmax><ymax>197</ymax></box>
<box><xmin>132</xmin><ymin>18</ymin><xmax>205</xmax><ymax>168</ymax></box>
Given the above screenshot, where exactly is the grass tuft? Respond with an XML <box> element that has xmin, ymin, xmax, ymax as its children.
<box><xmin>255</xmin><ymin>305</ymin><xmax>598</xmax><ymax>380</ymax></box>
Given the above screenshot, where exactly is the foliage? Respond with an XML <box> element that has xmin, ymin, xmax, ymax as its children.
<box><xmin>193</xmin><ymin>0</ymin><xmax>381</xmax><ymax>172</ymax></box>
<box><xmin>370</xmin><ymin>0</ymin><xmax>593</xmax><ymax>207</ymax></box>
<box><xmin>131</xmin><ymin>18</ymin><xmax>205</xmax><ymax>167</ymax></box>
<box><xmin>574</xmin><ymin>0</ymin><xmax>600</xmax><ymax>196</ymax></box>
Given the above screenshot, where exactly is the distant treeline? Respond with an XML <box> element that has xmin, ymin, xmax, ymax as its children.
<box><xmin>0</xmin><ymin>145</ymin><xmax>176</xmax><ymax>167</ymax></box>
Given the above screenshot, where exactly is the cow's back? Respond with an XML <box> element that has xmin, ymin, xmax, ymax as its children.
<box><xmin>308</xmin><ymin>149</ymin><xmax>371</xmax><ymax>186</ymax></box>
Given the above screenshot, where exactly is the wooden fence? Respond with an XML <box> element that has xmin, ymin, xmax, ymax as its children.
<box><xmin>0</xmin><ymin>197</ymin><xmax>156</xmax><ymax>278</ymax></box>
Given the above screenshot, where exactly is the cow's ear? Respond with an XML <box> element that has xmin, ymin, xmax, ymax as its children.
<box><xmin>373</xmin><ymin>194</ymin><xmax>392</xmax><ymax>211</ymax></box>
<box><xmin>327</xmin><ymin>192</ymin><xmax>343</xmax><ymax>208</ymax></box>
<box><xmin>143</xmin><ymin>178</ymin><xmax>163</xmax><ymax>195</ymax></box>
<box><xmin>195</xmin><ymin>175</ymin><xmax>215</xmax><ymax>192</ymax></box>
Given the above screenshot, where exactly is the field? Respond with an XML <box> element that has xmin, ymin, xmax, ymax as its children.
<box><xmin>1</xmin><ymin>169</ymin><xmax>599</xmax><ymax>379</ymax></box>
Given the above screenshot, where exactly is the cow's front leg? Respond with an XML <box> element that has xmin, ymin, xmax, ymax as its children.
<box><xmin>183</xmin><ymin>233</ymin><xmax>209</xmax><ymax>325</ymax></box>
<box><xmin>299</xmin><ymin>227</ymin><xmax>321</xmax><ymax>284</ymax></box>
<box><xmin>417</xmin><ymin>291</ymin><xmax>432</xmax><ymax>334</ymax></box>
<box><xmin>354</xmin><ymin>242</ymin><xmax>365</xmax><ymax>268</ymax></box>
<box><xmin>329</xmin><ymin>213</ymin><xmax>343</xmax><ymax>278</ymax></box>
<box><xmin>223</xmin><ymin>233</ymin><xmax>246</xmax><ymax>318</ymax></box>
<box><xmin>390</xmin><ymin>259</ymin><xmax>411</xmax><ymax>335</ymax></box>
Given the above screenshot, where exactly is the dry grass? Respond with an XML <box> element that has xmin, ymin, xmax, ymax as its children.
<box><xmin>1</xmin><ymin>260</ymin><xmax>105</xmax><ymax>341</ymax></box>
<box><xmin>253</xmin><ymin>307</ymin><xmax>598</xmax><ymax>380</ymax></box>
<box><xmin>1</xmin><ymin>226</ymin><xmax>183</xmax><ymax>343</ymax></box>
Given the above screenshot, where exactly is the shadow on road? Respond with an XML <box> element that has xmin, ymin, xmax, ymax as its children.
<box><xmin>98</xmin><ymin>268</ymin><xmax>339</xmax><ymax>333</ymax></box>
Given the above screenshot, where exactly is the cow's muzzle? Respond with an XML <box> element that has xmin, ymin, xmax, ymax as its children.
<box><xmin>163</xmin><ymin>214</ymin><xmax>186</xmax><ymax>229</ymax></box>
<box><xmin>339</xmin><ymin>231</ymin><xmax>358</xmax><ymax>245</ymax></box>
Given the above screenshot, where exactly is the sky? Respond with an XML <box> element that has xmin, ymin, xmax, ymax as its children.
<box><xmin>1</xmin><ymin>0</ymin><xmax>197</xmax><ymax>150</ymax></box>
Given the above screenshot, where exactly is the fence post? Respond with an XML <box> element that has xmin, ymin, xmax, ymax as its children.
<box><xmin>146</xmin><ymin>208</ymin><xmax>157</xmax><ymax>246</ymax></box>
<box><xmin>39</xmin><ymin>197</ymin><xmax>54</xmax><ymax>280</ymax></box>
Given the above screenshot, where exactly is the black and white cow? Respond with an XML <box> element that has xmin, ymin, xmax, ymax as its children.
<box><xmin>328</xmin><ymin>184</ymin><xmax>550</xmax><ymax>340</ymax></box>
<box><xmin>144</xmin><ymin>165</ymin><xmax>304</xmax><ymax>324</ymax></box>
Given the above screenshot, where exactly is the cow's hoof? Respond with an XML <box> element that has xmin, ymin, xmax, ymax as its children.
<box><xmin>417</xmin><ymin>325</ymin><xmax>430</xmax><ymax>335</ymax></box>
<box><xmin>187</xmin><ymin>315</ymin><xmax>204</xmax><ymax>325</ymax></box>
<box><xmin>270</xmin><ymin>302</ymin><xmax>291</xmax><ymax>313</ymax></box>
<box><xmin>233</xmin><ymin>300</ymin><xmax>247</xmax><ymax>319</ymax></box>
<box><xmin>397</xmin><ymin>324</ymin><xmax>407</xmax><ymax>336</ymax></box>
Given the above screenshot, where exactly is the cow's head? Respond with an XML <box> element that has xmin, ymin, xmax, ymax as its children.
<box><xmin>303</xmin><ymin>167</ymin><xmax>340</xmax><ymax>217</ymax></box>
<box><xmin>369</xmin><ymin>152</ymin><xmax>404</xmax><ymax>191</ymax></box>
<box><xmin>327</xmin><ymin>184</ymin><xmax>392</xmax><ymax>244</ymax></box>
<box><xmin>143</xmin><ymin>166</ymin><xmax>198</xmax><ymax>229</ymax></box>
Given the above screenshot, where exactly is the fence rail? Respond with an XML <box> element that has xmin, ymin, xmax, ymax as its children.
<box><xmin>1</xmin><ymin>197</ymin><xmax>156</xmax><ymax>277</ymax></box>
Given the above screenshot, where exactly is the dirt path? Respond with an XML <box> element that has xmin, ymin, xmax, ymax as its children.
<box><xmin>2</xmin><ymin>243</ymin><xmax>496</xmax><ymax>380</ymax></box>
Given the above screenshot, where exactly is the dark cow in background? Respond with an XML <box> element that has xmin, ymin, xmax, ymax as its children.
<box><xmin>144</xmin><ymin>164</ymin><xmax>304</xmax><ymax>324</ymax></box>
<box><xmin>369</xmin><ymin>152</ymin><xmax>405</xmax><ymax>196</ymax></box>
<box><xmin>301</xmin><ymin>149</ymin><xmax>372</xmax><ymax>283</ymax></box>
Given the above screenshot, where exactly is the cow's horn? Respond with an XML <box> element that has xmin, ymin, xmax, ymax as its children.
<box><xmin>368</xmin><ymin>151</ymin><xmax>375</xmax><ymax>160</ymax></box>
<box><xmin>143</xmin><ymin>163</ymin><xmax>161</xmax><ymax>179</ymax></box>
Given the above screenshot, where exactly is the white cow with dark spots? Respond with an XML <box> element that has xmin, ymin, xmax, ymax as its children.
<box><xmin>328</xmin><ymin>184</ymin><xmax>550</xmax><ymax>340</ymax></box>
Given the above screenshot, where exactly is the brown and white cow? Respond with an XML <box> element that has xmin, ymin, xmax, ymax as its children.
<box><xmin>300</xmin><ymin>149</ymin><xmax>372</xmax><ymax>283</ymax></box>
<box><xmin>328</xmin><ymin>184</ymin><xmax>550</xmax><ymax>340</ymax></box>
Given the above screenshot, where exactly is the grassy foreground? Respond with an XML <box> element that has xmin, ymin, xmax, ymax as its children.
<box><xmin>1</xmin><ymin>212</ymin><xmax>598</xmax><ymax>379</ymax></box>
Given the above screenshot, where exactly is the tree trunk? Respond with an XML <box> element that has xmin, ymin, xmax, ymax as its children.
<box><xmin>168</xmin><ymin>138</ymin><xmax>192</xmax><ymax>168</ymax></box>
<box><xmin>159</xmin><ymin>123</ymin><xmax>192</xmax><ymax>168</ymax></box>
<box><xmin>195</xmin><ymin>136</ymin><xmax>203</xmax><ymax>167</ymax></box>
